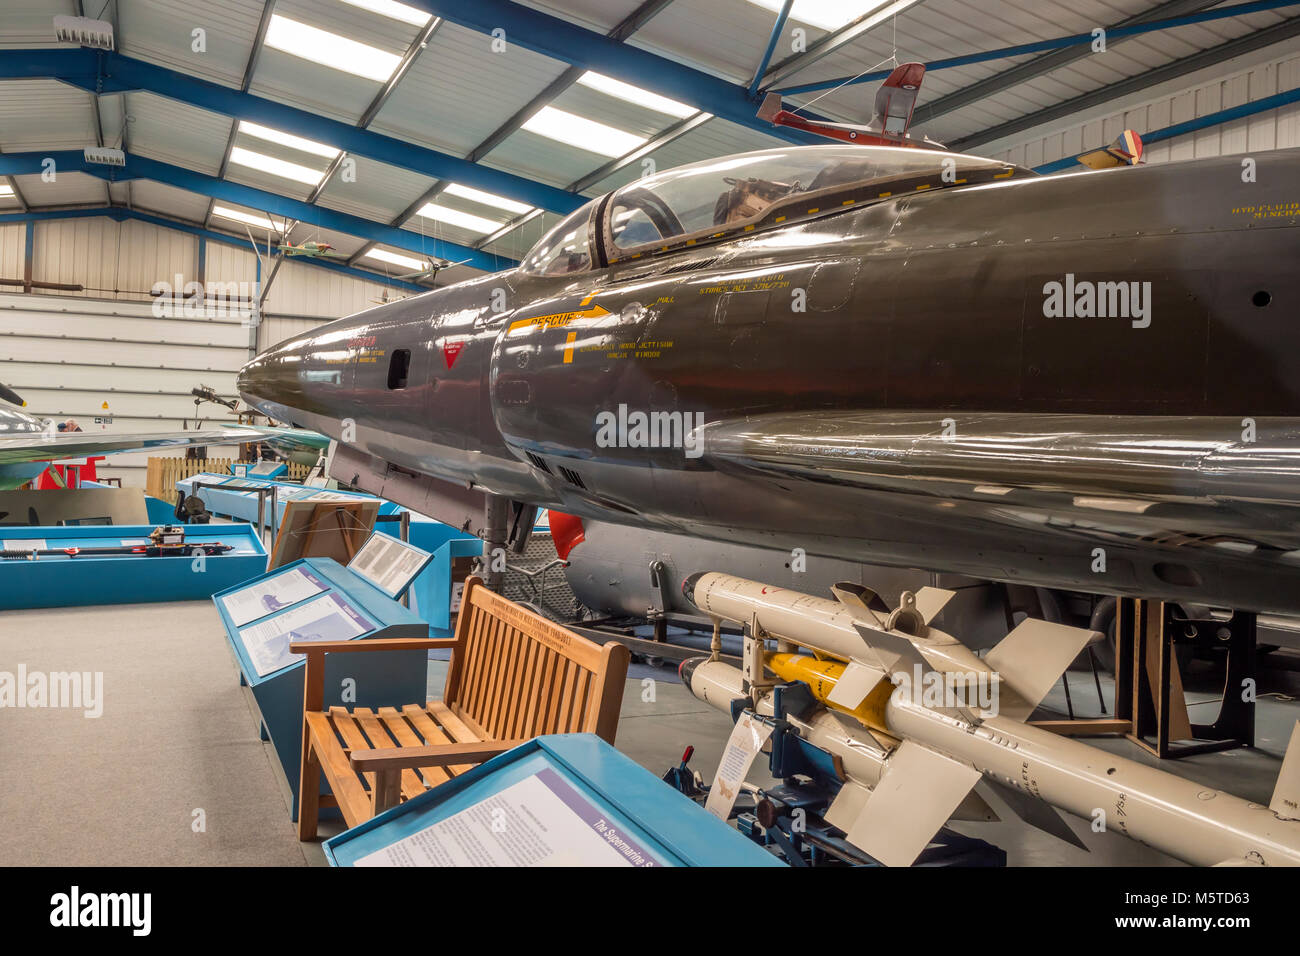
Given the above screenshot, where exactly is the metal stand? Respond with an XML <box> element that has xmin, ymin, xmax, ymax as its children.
<box><xmin>1116</xmin><ymin>598</ymin><xmax>1256</xmax><ymax>759</ymax></box>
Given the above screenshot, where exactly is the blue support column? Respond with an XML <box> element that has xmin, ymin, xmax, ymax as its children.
<box><xmin>750</xmin><ymin>0</ymin><xmax>794</xmax><ymax>98</ymax></box>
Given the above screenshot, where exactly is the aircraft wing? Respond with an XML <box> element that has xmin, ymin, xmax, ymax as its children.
<box><xmin>700</xmin><ymin>410</ymin><xmax>1300</xmax><ymax>543</ymax></box>
<box><xmin>873</xmin><ymin>62</ymin><xmax>926</xmax><ymax>135</ymax></box>
<box><xmin>0</xmin><ymin>425</ymin><xmax>282</xmax><ymax>466</ymax></box>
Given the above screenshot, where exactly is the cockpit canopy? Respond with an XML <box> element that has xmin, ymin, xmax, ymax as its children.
<box><xmin>520</xmin><ymin>145</ymin><xmax>1030</xmax><ymax>277</ymax></box>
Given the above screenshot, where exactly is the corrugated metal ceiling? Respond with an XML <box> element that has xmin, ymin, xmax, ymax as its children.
<box><xmin>2</xmin><ymin>0</ymin><xmax>1298</xmax><ymax>288</ymax></box>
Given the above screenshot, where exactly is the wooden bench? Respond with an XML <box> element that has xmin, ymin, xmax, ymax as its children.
<box><xmin>292</xmin><ymin>575</ymin><xmax>630</xmax><ymax>839</ymax></box>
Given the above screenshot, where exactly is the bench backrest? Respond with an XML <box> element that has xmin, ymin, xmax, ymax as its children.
<box><xmin>443</xmin><ymin>577</ymin><xmax>629</xmax><ymax>744</ymax></box>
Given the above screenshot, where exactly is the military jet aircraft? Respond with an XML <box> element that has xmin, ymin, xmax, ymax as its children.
<box><xmin>276</xmin><ymin>240</ymin><xmax>347</xmax><ymax>259</ymax></box>
<box><xmin>237</xmin><ymin>143</ymin><xmax>1300</xmax><ymax>616</ymax></box>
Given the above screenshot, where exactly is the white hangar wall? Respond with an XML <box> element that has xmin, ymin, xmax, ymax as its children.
<box><xmin>0</xmin><ymin>215</ymin><xmax>410</xmax><ymax>488</ymax></box>
<box><xmin>990</xmin><ymin>43</ymin><xmax>1300</xmax><ymax>168</ymax></box>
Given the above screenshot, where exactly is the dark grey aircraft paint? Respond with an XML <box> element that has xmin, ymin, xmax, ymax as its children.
<box><xmin>238</xmin><ymin>145</ymin><xmax>1300</xmax><ymax>614</ymax></box>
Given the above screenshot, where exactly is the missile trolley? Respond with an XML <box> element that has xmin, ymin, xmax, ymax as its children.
<box><xmin>680</xmin><ymin>571</ymin><xmax>1300</xmax><ymax>867</ymax></box>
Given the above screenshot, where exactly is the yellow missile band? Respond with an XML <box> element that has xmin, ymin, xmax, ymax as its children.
<box><xmin>766</xmin><ymin>652</ymin><xmax>892</xmax><ymax>734</ymax></box>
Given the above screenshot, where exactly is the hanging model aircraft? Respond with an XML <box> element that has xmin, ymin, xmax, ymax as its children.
<box><xmin>236</xmin><ymin>143</ymin><xmax>1300</xmax><ymax>617</ymax></box>
<box><xmin>757</xmin><ymin>62</ymin><xmax>945</xmax><ymax>149</ymax></box>
<box><xmin>276</xmin><ymin>240</ymin><xmax>348</xmax><ymax>259</ymax></box>
<box><xmin>391</xmin><ymin>257</ymin><xmax>471</xmax><ymax>283</ymax></box>
<box><xmin>0</xmin><ymin>381</ymin><xmax>292</xmax><ymax>490</ymax></box>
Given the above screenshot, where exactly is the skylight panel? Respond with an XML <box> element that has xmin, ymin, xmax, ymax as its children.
<box><xmin>212</xmin><ymin>205</ymin><xmax>284</xmax><ymax>231</ymax></box>
<box><xmin>745</xmin><ymin>0</ymin><xmax>901</xmax><ymax>32</ymax></box>
<box><xmin>338</xmin><ymin>0</ymin><xmax>432</xmax><ymax>27</ymax></box>
<box><xmin>229</xmin><ymin>146</ymin><xmax>326</xmax><ymax>186</ymax></box>
<box><xmin>576</xmin><ymin>72</ymin><xmax>696</xmax><ymax>119</ymax></box>
<box><xmin>265</xmin><ymin>15</ymin><xmax>402</xmax><ymax>82</ymax></box>
<box><xmin>442</xmin><ymin>183</ymin><xmax>533</xmax><ymax>216</ymax></box>
<box><xmin>238</xmin><ymin>121</ymin><xmax>339</xmax><ymax>159</ymax></box>
<box><xmin>365</xmin><ymin>248</ymin><xmax>428</xmax><ymax>270</ymax></box>
<box><xmin>415</xmin><ymin>203</ymin><xmax>503</xmax><ymax>234</ymax></box>
<box><xmin>521</xmin><ymin>106</ymin><xmax>647</xmax><ymax>158</ymax></box>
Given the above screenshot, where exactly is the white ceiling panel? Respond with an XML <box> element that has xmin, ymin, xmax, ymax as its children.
<box><xmin>117</xmin><ymin>0</ymin><xmax>267</xmax><ymax>88</ymax></box>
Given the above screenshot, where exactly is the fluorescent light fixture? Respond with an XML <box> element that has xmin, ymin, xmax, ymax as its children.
<box><xmin>365</xmin><ymin>248</ymin><xmax>428</xmax><ymax>270</ymax></box>
<box><xmin>265</xmin><ymin>14</ymin><xmax>401</xmax><ymax>82</ymax></box>
<box><xmin>576</xmin><ymin>72</ymin><xmax>696</xmax><ymax>119</ymax></box>
<box><xmin>212</xmin><ymin>205</ymin><xmax>284</xmax><ymax>231</ymax></box>
<box><xmin>238</xmin><ymin>121</ymin><xmax>339</xmax><ymax>159</ymax></box>
<box><xmin>229</xmin><ymin>146</ymin><xmax>327</xmax><ymax>186</ymax></box>
<box><xmin>416</xmin><ymin>203</ymin><xmax>503</xmax><ymax>234</ymax></box>
<box><xmin>521</xmin><ymin>106</ymin><xmax>647</xmax><ymax>158</ymax></box>
<box><xmin>0</xmin><ymin>184</ymin><xmax>14</xmax><ymax>197</ymax></box>
<box><xmin>338</xmin><ymin>0</ymin><xmax>432</xmax><ymax>27</ymax></box>
<box><xmin>442</xmin><ymin>183</ymin><xmax>533</xmax><ymax>215</ymax></box>
<box><xmin>745</xmin><ymin>0</ymin><xmax>896</xmax><ymax>32</ymax></box>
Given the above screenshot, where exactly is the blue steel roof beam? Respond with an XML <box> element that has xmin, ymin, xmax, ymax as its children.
<box><xmin>759</xmin><ymin>0</ymin><xmax>923</xmax><ymax>91</ymax></box>
<box><xmin>0</xmin><ymin>150</ymin><xmax>512</xmax><ymax>271</ymax></box>
<box><xmin>912</xmin><ymin>0</ymin><xmax>1222</xmax><ymax>127</ymax></box>
<box><xmin>749</xmin><ymin>0</ymin><xmax>794</xmax><ymax>98</ymax></box>
<box><xmin>773</xmin><ymin>0</ymin><xmax>1300</xmax><ymax>96</ymax></box>
<box><xmin>0</xmin><ymin>48</ymin><xmax>585</xmax><ymax>215</ymax></box>
<box><xmin>951</xmin><ymin>15</ymin><xmax>1300</xmax><ymax>152</ymax></box>
<box><xmin>399</xmin><ymin>0</ymin><xmax>832</xmax><ymax>142</ymax></box>
<box><xmin>362</xmin><ymin>0</ymin><xmax>679</xmax><ymax>269</ymax></box>
<box><xmin>0</xmin><ymin>205</ymin><xmax>431</xmax><ymax>294</ymax></box>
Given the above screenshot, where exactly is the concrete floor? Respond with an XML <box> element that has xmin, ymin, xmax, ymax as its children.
<box><xmin>1</xmin><ymin>598</ymin><xmax>1296</xmax><ymax>866</ymax></box>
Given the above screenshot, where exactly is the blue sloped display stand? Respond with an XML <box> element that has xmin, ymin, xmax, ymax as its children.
<box><xmin>212</xmin><ymin>556</ymin><xmax>430</xmax><ymax>820</ymax></box>
<box><xmin>0</xmin><ymin>523</ymin><xmax>267</xmax><ymax>610</ymax></box>
<box><xmin>324</xmin><ymin>734</ymin><xmax>784</xmax><ymax>868</ymax></box>
<box><xmin>177</xmin><ymin>473</ymin><xmax>480</xmax><ymax>631</ymax></box>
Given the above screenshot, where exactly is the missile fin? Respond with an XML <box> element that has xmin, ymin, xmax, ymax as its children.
<box><xmin>980</xmin><ymin>778</ymin><xmax>1089</xmax><ymax>851</ymax></box>
<box><xmin>914</xmin><ymin>586</ymin><xmax>956</xmax><ymax>624</ymax></box>
<box><xmin>844</xmin><ymin>740</ymin><xmax>981</xmax><ymax>867</ymax></box>
<box><xmin>826</xmin><ymin>660</ymin><xmax>887</xmax><ymax>710</ymax></box>
<box><xmin>1269</xmin><ymin>720</ymin><xmax>1300</xmax><ymax>820</ymax></box>
<box><xmin>824</xmin><ymin>780</ymin><xmax>872</xmax><ymax>834</ymax></box>
<box><xmin>985</xmin><ymin>618</ymin><xmax>1099</xmax><ymax>721</ymax></box>
<box><xmin>851</xmin><ymin>620</ymin><xmax>929</xmax><ymax>680</ymax></box>
<box><xmin>830</xmin><ymin>582</ymin><xmax>889</xmax><ymax>626</ymax></box>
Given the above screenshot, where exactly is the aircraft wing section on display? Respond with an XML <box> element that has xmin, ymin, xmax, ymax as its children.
<box><xmin>0</xmin><ymin>426</ymin><xmax>282</xmax><ymax>467</ymax></box>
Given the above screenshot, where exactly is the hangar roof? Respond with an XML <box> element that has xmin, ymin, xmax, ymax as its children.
<box><xmin>1</xmin><ymin>0</ymin><xmax>1296</xmax><ymax>292</ymax></box>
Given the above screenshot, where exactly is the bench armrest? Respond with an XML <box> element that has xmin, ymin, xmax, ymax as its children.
<box><xmin>289</xmin><ymin>637</ymin><xmax>458</xmax><ymax>654</ymax></box>
<box><xmin>350</xmin><ymin>740</ymin><xmax>527</xmax><ymax>773</ymax></box>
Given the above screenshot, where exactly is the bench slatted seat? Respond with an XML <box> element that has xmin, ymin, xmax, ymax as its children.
<box><xmin>293</xmin><ymin>575</ymin><xmax>630</xmax><ymax>838</ymax></box>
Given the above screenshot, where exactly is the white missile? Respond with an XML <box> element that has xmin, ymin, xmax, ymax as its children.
<box><xmin>682</xmin><ymin>571</ymin><xmax>1300</xmax><ymax>867</ymax></box>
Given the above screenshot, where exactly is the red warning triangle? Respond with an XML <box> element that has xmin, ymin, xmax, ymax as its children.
<box><xmin>442</xmin><ymin>340</ymin><xmax>466</xmax><ymax>369</ymax></box>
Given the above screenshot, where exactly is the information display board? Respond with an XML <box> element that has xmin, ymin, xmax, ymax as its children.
<box><xmin>347</xmin><ymin>532</ymin><xmax>433</xmax><ymax>599</ymax></box>
<box><xmin>325</xmin><ymin>735</ymin><xmax>784</xmax><ymax>868</ymax></box>
<box><xmin>219</xmin><ymin>565</ymin><xmax>328</xmax><ymax>626</ymax></box>
<box><xmin>238</xmin><ymin>592</ymin><xmax>372</xmax><ymax>677</ymax></box>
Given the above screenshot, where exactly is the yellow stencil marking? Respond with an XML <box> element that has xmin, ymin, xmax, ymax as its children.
<box><xmin>563</xmin><ymin>331</ymin><xmax>578</xmax><ymax>364</ymax></box>
<box><xmin>878</xmin><ymin>191</ymin><xmax>892</xmax><ymax>197</ymax></box>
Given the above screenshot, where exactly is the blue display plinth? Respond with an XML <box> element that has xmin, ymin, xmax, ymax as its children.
<box><xmin>0</xmin><ymin>523</ymin><xmax>267</xmax><ymax>610</ymax></box>
<box><xmin>212</xmin><ymin>556</ymin><xmax>430</xmax><ymax>820</ymax></box>
<box><xmin>324</xmin><ymin>734</ymin><xmax>785</xmax><ymax>867</ymax></box>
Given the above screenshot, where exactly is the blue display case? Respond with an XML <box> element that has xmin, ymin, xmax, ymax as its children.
<box><xmin>0</xmin><ymin>523</ymin><xmax>267</xmax><ymax>610</ymax></box>
<box><xmin>211</xmin><ymin>556</ymin><xmax>430</xmax><ymax>819</ymax></box>
<box><xmin>325</xmin><ymin>734</ymin><xmax>784</xmax><ymax>867</ymax></box>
